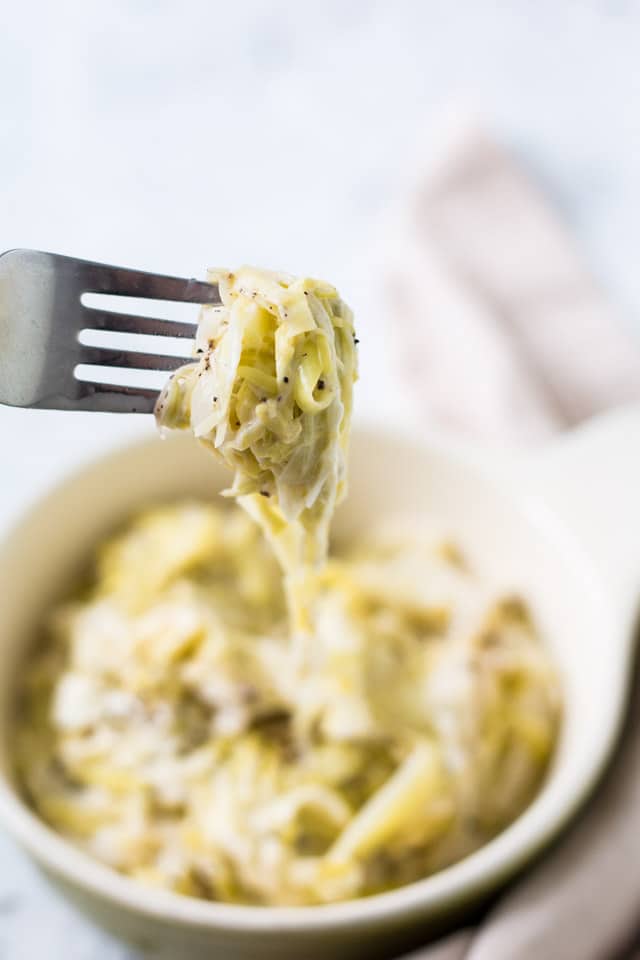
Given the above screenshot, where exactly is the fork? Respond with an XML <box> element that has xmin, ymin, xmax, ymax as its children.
<box><xmin>0</xmin><ymin>249</ymin><xmax>220</xmax><ymax>414</ymax></box>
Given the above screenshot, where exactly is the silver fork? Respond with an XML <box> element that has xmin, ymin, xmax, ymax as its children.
<box><xmin>0</xmin><ymin>249</ymin><xmax>219</xmax><ymax>414</ymax></box>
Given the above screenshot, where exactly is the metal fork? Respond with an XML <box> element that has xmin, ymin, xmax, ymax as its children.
<box><xmin>0</xmin><ymin>249</ymin><xmax>220</xmax><ymax>413</ymax></box>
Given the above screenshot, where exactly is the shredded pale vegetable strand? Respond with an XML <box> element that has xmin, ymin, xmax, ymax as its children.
<box><xmin>155</xmin><ymin>267</ymin><xmax>358</xmax><ymax>579</ymax></box>
<box><xmin>16</xmin><ymin>506</ymin><xmax>560</xmax><ymax>905</ymax></box>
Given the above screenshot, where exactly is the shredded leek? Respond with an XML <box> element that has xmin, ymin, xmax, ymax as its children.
<box><xmin>16</xmin><ymin>504</ymin><xmax>560</xmax><ymax>906</ymax></box>
<box><xmin>155</xmin><ymin>267</ymin><xmax>358</xmax><ymax>577</ymax></box>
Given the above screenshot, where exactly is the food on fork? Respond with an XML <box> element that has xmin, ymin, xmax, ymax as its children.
<box><xmin>155</xmin><ymin>267</ymin><xmax>358</xmax><ymax>577</ymax></box>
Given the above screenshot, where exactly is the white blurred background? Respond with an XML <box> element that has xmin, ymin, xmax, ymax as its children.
<box><xmin>1</xmin><ymin>2</ymin><xmax>639</xmax><ymax>956</ymax></box>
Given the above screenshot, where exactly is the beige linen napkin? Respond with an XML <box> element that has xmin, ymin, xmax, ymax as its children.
<box><xmin>387</xmin><ymin>122</ymin><xmax>640</xmax><ymax>445</ymax></box>
<box><xmin>386</xmin><ymin>124</ymin><xmax>640</xmax><ymax>960</ymax></box>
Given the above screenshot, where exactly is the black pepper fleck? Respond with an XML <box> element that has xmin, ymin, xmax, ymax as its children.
<box><xmin>260</xmin><ymin>490</ymin><xmax>270</xmax><ymax>498</ymax></box>
<box><xmin>283</xmin><ymin>376</ymin><xmax>289</xmax><ymax>383</ymax></box>
<box><xmin>317</xmin><ymin>379</ymin><xmax>325</xmax><ymax>390</ymax></box>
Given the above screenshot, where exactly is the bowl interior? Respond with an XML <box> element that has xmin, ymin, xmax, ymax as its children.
<box><xmin>0</xmin><ymin>426</ymin><xmax>619</xmax><ymax>928</ymax></box>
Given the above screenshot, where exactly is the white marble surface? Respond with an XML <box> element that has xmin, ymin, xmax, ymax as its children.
<box><xmin>1</xmin><ymin>1</ymin><xmax>640</xmax><ymax>956</ymax></box>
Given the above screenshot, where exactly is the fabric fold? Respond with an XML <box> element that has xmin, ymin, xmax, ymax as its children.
<box><xmin>386</xmin><ymin>122</ymin><xmax>640</xmax><ymax>445</ymax></box>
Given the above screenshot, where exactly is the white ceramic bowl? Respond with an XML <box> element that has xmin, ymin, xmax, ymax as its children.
<box><xmin>0</xmin><ymin>408</ymin><xmax>639</xmax><ymax>959</ymax></box>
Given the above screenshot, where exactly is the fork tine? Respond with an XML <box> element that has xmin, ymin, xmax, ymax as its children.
<box><xmin>78</xmin><ymin>346</ymin><xmax>192</xmax><ymax>372</ymax></box>
<box><xmin>78</xmin><ymin>260</ymin><xmax>220</xmax><ymax>304</ymax></box>
<box><xmin>75</xmin><ymin>381</ymin><xmax>158</xmax><ymax>414</ymax></box>
<box><xmin>83</xmin><ymin>307</ymin><xmax>197</xmax><ymax>339</ymax></box>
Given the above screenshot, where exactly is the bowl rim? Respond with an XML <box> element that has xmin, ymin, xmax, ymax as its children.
<box><xmin>0</xmin><ymin>427</ymin><xmax>629</xmax><ymax>934</ymax></box>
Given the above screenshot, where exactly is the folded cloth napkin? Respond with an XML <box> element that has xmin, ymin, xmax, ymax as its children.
<box><xmin>386</xmin><ymin>123</ymin><xmax>640</xmax><ymax>960</ymax></box>
<box><xmin>386</xmin><ymin>121</ymin><xmax>640</xmax><ymax>446</ymax></box>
